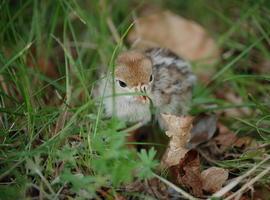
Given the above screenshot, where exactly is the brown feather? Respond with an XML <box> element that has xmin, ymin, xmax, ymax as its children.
<box><xmin>115</xmin><ymin>51</ymin><xmax>152</xmax><ymax>87</ymax></box>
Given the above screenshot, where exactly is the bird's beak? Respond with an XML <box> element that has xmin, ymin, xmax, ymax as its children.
<box><xmin>134</xmin><ymin>84</ymin><xmax>149</xmax><ymax>103</ymax></box>
<box><xmin>137</xmin><ymin>95</ymin><xmax>148</xmax><ymax>103</ymax></box>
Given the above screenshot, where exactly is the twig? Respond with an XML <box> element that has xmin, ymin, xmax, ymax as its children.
<box><xmin>153</xmin><ymin>173</ymin><xmax>198</xmax><ymax>200</ymax></box>
<box><xmin>211</xmin><ymin>156</ymin><xmax>270</xmax><ymax>198</ymax></box>
<box><xmin>225</xmin><ymin>165</ymin><xmax>270</xmax><ymax>200</ymax></box>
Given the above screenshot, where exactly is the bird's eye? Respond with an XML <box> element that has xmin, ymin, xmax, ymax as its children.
<box><xmin>118</xmin><ymin>80</ymin><xmax>127</xmax><ymax>88</ymax></box>
<box><xmin>149</xmin><ymin>75</ymin><xmax>153</xmax><ymax>82</ymax></box>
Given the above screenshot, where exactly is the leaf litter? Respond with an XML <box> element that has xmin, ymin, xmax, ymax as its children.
<box><xmin>160</xmin><ymin>114</ymin><xmax>228</xmax><ymax>197</ymax></box>
<box><xmin>122</xmin><ymin>7</ymin><xmax>262</xmax><ymax>195</ymax></box>
<box><xmin>201</xmin><ymin>167</ymin><xmax>229</xmax><ymax>193</ymax></box>
<box><xmin>128</xmin><ymin>10</ymin><xmax>220</xmax><ymax>64</ymax></box>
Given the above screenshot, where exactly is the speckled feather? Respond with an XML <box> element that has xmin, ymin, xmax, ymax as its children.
<box><xmin>146</xmin><ymin>48</ymin><xmax>196</xmax><ymax>127</ymax></box>
<box><xmin>98</xmin><ymin>48</ymin><xmax>196</xmax><ymax>128</ymax></box>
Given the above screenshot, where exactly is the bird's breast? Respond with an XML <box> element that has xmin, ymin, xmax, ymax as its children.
<box><xmin>114</xmin><ymin>97</ymin><xmax>151</xmax><ymax>123</ymax></box>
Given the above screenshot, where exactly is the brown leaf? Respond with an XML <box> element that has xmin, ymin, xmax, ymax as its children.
<box><xmin>161</xmin><ymin>114</ymin><xmax>194</xmax><ymax>168</ymax></box>
<box><xmin>128</xmin><ymin>10</ymin><xmax>220</xmax><ymax>81</ymax></box>
<box><xmin>201</xmin><ymin>167</ymin><xmax>229</xmax><ymax>193</ymax></box>
<box><xmin>189</xmin><ymin>114</ymin><xmax>217</xmax><ymax>148</ymax></box>
<box><xmin>176</xmin><ymin>150</ymin><xmax>203</xmax><ymax>197</ymax></box>
<box><xmin>214</xmin><ymin>123</ymin><xmax>237</xmax><ymax>150</ymax></box>
<box><xmin>215</xmin><ymin>88</ymin><xmax>252</xmax><ymax>117</ymax></box>
<box><xmin>214</xmin><ymin>123</ymin><xmax>253</xmax><ymax>152</ymax></box>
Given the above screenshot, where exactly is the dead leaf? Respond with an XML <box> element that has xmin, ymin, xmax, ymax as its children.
<box><xmin>128</xmin><ymin>10</ymin><xmax>220</xmax><ymax>67</ymax></box>
<box><xmin>201</xmin><ymin>167</ymin><xmax>229</xmax><ymax>193</ymax></box>
<box><xmin>215</xmin><ymin>88</ymin><xmax>252</xmax><ymax>117</ymax></box>
<box><xmin>214</xmin><ymin>123</ymin><xmax>237</xmax><ymax>151</ymax></box>
<box><xmin>176</xmin><ymin>150</ymin><xmax>203</xmax><ymax>197</ymax></box>
<box><xmin>214</xmin><ymin>123</ymin><xmax>253</xmax><ymax>152</ymax></box>
<box><xmin>189</xmin><ymin>114</ymin><xmax>217</xmax><ymax>148</ymax></box>
<box><xmin>161</xmin><ymin>114</ymin><xmax>194</xmax><ymax>168</ymax></box>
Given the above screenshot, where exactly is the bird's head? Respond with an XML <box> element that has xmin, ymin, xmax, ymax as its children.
<box><xmin>114</xmin><ymin>50</ymin><xmax>154</xmax><ymax>103</ymax></box>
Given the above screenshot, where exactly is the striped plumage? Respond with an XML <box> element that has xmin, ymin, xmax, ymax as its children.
<box><xmin>98</xmin><ymin>48</ymin><xmax>196</xmax><ymax>128</ymax></box>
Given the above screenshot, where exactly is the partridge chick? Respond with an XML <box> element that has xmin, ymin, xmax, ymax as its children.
<box><xmin>98</xmin><ymin>48</ymin><xmax>196</xmax><ymax>128</ymax></box>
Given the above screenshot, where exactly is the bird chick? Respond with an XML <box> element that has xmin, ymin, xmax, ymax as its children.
<box><xmin>98</xmin><ymin>48</ymin><xmax>196</xmax><ymax>128</ymax></box>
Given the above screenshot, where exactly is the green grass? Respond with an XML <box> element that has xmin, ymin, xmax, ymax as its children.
<box><xmin>1</xmin><ymin>0</ymin><xmax>270</xmax><ymax>199</ymax></box>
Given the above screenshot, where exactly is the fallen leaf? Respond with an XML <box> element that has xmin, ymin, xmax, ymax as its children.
<box><xmin>201</xmin><ymin>167</ymin><xmax>229</xmax><ymax>193</ymax></box>
<box><xmin>176</xmin><ymin>150</ymin><xmax>203</xmax><ymax>197</ymax></box>
<box><xmin>214</xmin><ymin>123</ymin><xmax>253</xmax><ymax>152</ymax></box>
<box><xmin>128</xmin><ymin>10</ymin><xmax>220</xmax><ymax>80</ymax></box>
<box><xmin>215</xmin><ymin>88</ymin><xmax>252</xmax><ymax>117</ymax></box>
<box><xmin>161</xmin><ymin>114</ymin><xmax>194</xmax><ymax>168</ymax></box>
<box><xmin>214</xmin><ymin>123</ymin><xmax>237</xmax><ymax>151</ymax></box>
<box><xmin>188</xmin><ymin>114</ymin><xmax>217</xmax><ymax>148</ymax></box>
